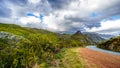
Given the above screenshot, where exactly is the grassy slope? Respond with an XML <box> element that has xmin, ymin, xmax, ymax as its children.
<box><xmin>0</xmin><ymin>23</ymin><xmax>55</xmax><ymax>37</ymax></box>
<box><xmin>49</xmin><ymin>48</ymin><xmax>85</xmax><ymax>68</ymax></box>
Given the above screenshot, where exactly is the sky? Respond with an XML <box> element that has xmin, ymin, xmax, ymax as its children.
<box><xmin>0</xmin><ymin>0</ymin><xmax>120</xmax><ymax>35</ymax></box>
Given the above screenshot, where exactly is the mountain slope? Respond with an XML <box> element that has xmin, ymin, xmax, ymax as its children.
<box><xmin>97</xmin><ymin>33</ymin><xmax>114</xmax><ymax>39</ymax></box>
<box><xmin>97</xmin><ymin>36</ymin><xmax>120</xmax><ymax>52</ymax></box>
<box><xmin>84</xmin><ymin>32</ymin><xmax>104</xmax><ymax>43</ymax></box>
<box><xmin>71</xmin><ymin>31</ymin><xmax>93</xmax><ymax>45</ymax></box>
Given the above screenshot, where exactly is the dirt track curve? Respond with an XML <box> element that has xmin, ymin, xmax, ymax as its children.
<box><xmin>79</xmin><ymin>48</ymin><xmax>120</xmax><ymax>68</ymax></box>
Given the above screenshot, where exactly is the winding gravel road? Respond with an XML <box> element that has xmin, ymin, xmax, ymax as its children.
<box><xmin>79</xmin><ymin>47</ymin><xmax>120</xmax><ymax>68</ymax></box>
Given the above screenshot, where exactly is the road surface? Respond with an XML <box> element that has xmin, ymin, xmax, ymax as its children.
<box><xmin>79</xmin><ymin>48</ymin><xmax>120</xmax><ymax>68</ymax></box>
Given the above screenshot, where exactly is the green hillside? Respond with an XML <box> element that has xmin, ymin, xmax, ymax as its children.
<box><xmin>0</xmin><ymin>23</ymin><xmax>55</xmax><ymax>37</ymax></box>
<box><xmin>97</xmin><ymin>36</ymin><xmax>120</xmax><ymax>52</ymax></box>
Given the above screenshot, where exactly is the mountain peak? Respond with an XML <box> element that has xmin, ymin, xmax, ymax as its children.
<box><xmin>74</xmin><ymin>31</ymin><xmax>82</xmax><ymax>35</ymax></box>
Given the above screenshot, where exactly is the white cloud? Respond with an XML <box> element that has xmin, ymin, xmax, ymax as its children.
<box><xmin>33</xmin><ymin>12</ymin><xmax>40</xmax><ymax>17</ymax></box>
<box><xmin>86</xmin><ymin>19</ymin><xmax>120</xmax><ymax>34</ymax></box>
<box><xmin>67</xmin><ymin>0</ymin><xmax>119</xmax><ymax>18</ymax></box>
<box><xmin>19</xmin><ymin>16</ymin><xmax>41</xmax><ymax>25</ymax></box>
<box><xmin>28</xmin><ymin>0</ymin><xmax>41</xmax><ymax>4</ymax></box>
<box><xmin>43</xmin><ymin>13</ymin><xmax>66</xmax><ymax>31</ymax></box>
<box><xmin>43</xmin><ymin>14</ymin><xmax>58</xmax><ymax>30</ymax></box>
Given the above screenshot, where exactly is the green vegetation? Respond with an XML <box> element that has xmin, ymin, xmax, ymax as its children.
<box><xmin>97</xmin><ymin>36</ymin><xmax>120</xmax><ymax>52</ymax></box>
<box><xmin>0</xmin><ymin>23</ymin><xmax>55</xmax><ymax>37</ymax></box>
<box><xmin>0</xmin><ymin>23</ymin><xmax>86</xmax><ymax>68</ymax></box>
<box><xmin>50</xmin><ymin>48</ymin><xmax>85</xmax><ymax>68</ymax></box>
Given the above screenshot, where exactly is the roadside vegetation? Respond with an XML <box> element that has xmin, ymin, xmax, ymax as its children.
<box><xmin>97</xmin><ymin>36</ymin><xmax>120</xmax><ymax>52</ymax></box>
<box><xmin>50</xmin><ymin>48</ymin><xmax>85</xmax><ymax>68</ymax></box>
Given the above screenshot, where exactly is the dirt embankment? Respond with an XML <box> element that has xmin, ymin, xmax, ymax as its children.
<box><xmin>79</xmin><ymin>48</ymin><xmax>120</xmax><ymax>68</ymax></box>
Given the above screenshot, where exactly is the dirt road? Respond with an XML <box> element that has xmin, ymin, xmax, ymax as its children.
<box><xmin>79</xmin><ymin>48</ymin><xmax>120</xmax><ymax>68</ymax></box>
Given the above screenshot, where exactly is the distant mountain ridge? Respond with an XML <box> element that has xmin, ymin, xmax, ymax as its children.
<box><xmin>83</xmin><ymin>32</ymin><xmax>105</xmax><ymax>43</ymax></box>
<box><xmin>71</xmin><ymin>31</ymin><xmax>104</xmax><ymax>44</ymax></box>
<box><xmin>98</xmin><ymin>33</ymin><xmax>114</xmax><ymax>39</ymax></box>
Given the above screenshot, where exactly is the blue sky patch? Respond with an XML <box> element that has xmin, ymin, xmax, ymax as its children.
<box><xmin>39</xmin><ymin>14</ymin><xmax>43</xmax><ymax>20</ymax></box>
<box><xmin>26</xmin><ymin>13</ymin><xmax>35</xmax><ymax>17</ymax></box>
<box><xmin>90</xmin><ymin>12</ymin><xmax>98</xmax><ymax>17</ymax></box>
<box><xmin>102</xmin><ymin>15</ymin><xmax>120</xmax><ymax>22</ymax></box>
<box><xmin>110</xmin><ymin>15</ymin><xmax>120</xmax><ymax>20</ymax></box>
<box><xmin>26</xmin><ymin>13</ymin><xmax>44</xmax><ymax>20</ymax></box>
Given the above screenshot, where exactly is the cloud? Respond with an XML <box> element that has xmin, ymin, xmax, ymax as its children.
<box><xmin>0</xmin><ymin>0</ymin><xmax>120</xmax><ymax>35</ymax></box>
<box><xmin>43</xmin><ymin>0</ymin><xmax>120</xmax><ymax>32</ymax></box>
<box><xmin>43</xmin><ymin>13</ymin><xmax>66</xmax><ymax>31</ymax></box>
<box><xmin>47</xmin><ymin>0</ymin><xmax>72</xmax><ymax>10</ymax></box>
<box><xmin>86</xmin><ymin>19</ymin><xmax>120</xmax><ymax>35</ymax></box>
<box><xmin>19</xmin><ymin>16</ymin><xmax>41</xmax><ymax>25</ymax></box>
<box><xmin>64</xmin><ymin>0</ymin><xmax>120</xmax><ymax>27</ymax></box>
<box><xmin>8</xmin><ymin>0</ymin><xmax>27</xmax><ymax>6</ymax></box>
<box><xmin>28</xmin><ymin>0</ymin><xmax>41</xmax><ymax>4</ymax></box>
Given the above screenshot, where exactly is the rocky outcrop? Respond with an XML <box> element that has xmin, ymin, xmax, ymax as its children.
<box><xmin>0</xmin><ymin>31</ymin><xmax>23</xmax><ymax>41</ymax></box>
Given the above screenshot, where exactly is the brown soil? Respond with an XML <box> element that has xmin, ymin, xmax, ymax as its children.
<box><xmin>79</xmin><ymin>48</ymin><xmax>120</xmax><ymax>68</ymax></box>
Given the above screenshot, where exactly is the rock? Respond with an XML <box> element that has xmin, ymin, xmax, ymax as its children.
<box><xmin>0</xmin><ymin>31</ymin><xmax>23</xmax><ymax>41</ymax></box>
